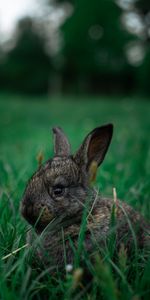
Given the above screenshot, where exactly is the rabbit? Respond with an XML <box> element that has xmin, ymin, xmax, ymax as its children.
<box><xmin>21</xmin><ymin>124</ymin><xmax>149</xmax><ymax>270</ymax></box>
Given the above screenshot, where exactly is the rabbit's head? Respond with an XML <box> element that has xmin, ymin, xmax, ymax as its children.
<box><xmin>21</xmin><ymin>124</ymin><xmax>113</xmax><ymax>232</ymax></box>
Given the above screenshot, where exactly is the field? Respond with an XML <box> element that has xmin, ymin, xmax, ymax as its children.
<box><xmin>0</xmin><ymin>93</ymin><xmax>150</xmax><ymax>299</ymax></box>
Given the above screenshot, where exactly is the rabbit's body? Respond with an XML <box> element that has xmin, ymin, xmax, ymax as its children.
<box><xmin>21</xmin><ymin>125</ymin><xmax>149</xmax><ymax>270</ymax></box>
<box><xmin>26</xmin><ymin>196</ymin><xmax>149</xmax><ymax>269</ymax></box>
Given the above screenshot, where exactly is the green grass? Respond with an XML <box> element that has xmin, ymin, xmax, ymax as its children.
<box><xmin>0</xmin><ymin>93</ymin><xmax>150</xmax><ymax>299</ymax></box>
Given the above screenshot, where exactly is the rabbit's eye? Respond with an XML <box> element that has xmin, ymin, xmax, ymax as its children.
<box><xmin>52</xmin><ymin>185</ymin><xmax>65</xmax><ymax>197</ymax></box>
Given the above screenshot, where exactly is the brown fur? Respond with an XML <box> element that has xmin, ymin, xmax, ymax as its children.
<box><xmin>21</xmin><ymin>125</ymin><xmax>149</xmax><ymax>270</ymax></box>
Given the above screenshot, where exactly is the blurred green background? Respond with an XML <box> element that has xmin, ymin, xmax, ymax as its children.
<box><xmin>0</xmin><ymin>0</ymin><xmax>150</xmax><ymax>96</ymax></box>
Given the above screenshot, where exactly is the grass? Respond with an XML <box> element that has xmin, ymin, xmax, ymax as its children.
<box><xmin>0</xmin><ymin>93</ymin><xmax>150</xmax><ymax>299</ymax></box>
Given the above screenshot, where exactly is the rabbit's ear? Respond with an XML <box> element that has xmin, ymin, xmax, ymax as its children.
<box><xmin>74</xmin><ymin>124</ymin><xmax>113</xmax><ymax>171</ymax></box>
<box><xmin>52</xmin><ymin>127</ymin><xmax>71</xmax><ymax>156</ymax></box>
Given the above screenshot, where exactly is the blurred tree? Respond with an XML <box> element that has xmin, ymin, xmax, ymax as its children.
<box><xmin>1</xmin><ymin>17</ymin><xmax>52</xmax><ymax>94</ymax></box>
<box><xmin>1</xmin><ymin>0</ymin><xmax>149</xmax><ymax>96</ymax></box>
<box><xmin>58</xmin><ymin>0</ymin><xmax>135</xmax><ymax>94</ymax></box>
<box><xmin>135</xmin><ymin>0</ymin><xmax>150</xmax><ymax>40</ymax></box>
<box><xmin>128</xmin><ymin>0</ymin><xmax>150</xmax><ymax>95</ymax></box>
<box><xmin>136</xmin><ymin>48</ymin><xmax>150</xmax><ymax>95</ymax></box>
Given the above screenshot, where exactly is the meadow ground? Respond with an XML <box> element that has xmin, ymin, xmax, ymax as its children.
<box><xmin>0</xmin><ymin>93</ymin><xmax>150</xmax><ymax>299</ymax></box>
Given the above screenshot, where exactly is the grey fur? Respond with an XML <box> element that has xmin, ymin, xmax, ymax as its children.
<box><xmin>53</xmin><ymin>127</ymin><xmax>71</xmax><ymax>156</ymax></box>
<box><xmin>21</xmin><ymin>124</ymin><xmax>149</xmax><ymax>270</ymax></box>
